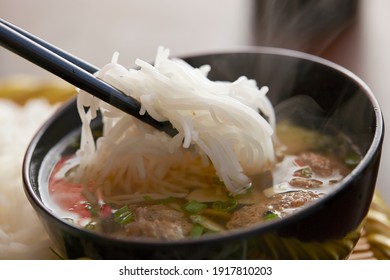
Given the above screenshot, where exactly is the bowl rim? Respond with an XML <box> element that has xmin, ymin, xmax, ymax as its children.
<box><xmin>22</xmin><ymin>46</ymin><xmax>385</xmax><ymax>248</ymax></box>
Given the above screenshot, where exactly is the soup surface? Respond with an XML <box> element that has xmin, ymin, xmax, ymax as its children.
<box><xmin>41</xmin><ymin>120</ymin><xmax>360</xmax><ymax>240</ymax></box>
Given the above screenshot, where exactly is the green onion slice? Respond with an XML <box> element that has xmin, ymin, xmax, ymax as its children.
<box><xmin>114</xmin><ymin>205</ymin><xmax>135</xmax><ymax>225</ymax></box>
<box><xmin>191</xmin><ymin>224</ymin><xmax>205</xmax><ymax>237</ymax></box>
<box><xmin>184</xmin><ymin>200</ymin><xmax>208</xmax><ymax>214</ymax></box>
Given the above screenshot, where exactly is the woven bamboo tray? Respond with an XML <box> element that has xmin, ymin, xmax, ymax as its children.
<box><xmin>349</xmin><ymin>193</ymin><xmax>390</xmax><ymax>260</ymax></box>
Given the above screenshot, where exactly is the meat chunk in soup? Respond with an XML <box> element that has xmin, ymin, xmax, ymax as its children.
<box><xmin>227</xmin><ymin>191</ymin><xmax>322</xmax><ymax>229</ymax></box>
<box><xmin>297</xmin><ymin>152</ymin><xmax>350</xmax><ymax>177</ymax></box>
<box><xmin>289</xmin><ymin>177</ymin><xmax>323</xmax><ymax>189</ymax></box>
<box><xmin>268</xmin><ymin>190</ymin><xmax>322</xmax><ymax>213</ymax></box>
<box><xmin>120</xmin><ymin>204</ymin><xmax>192</xmax><ymax>240</ymax></box>
<box><xmin>226</xmin><ymin>203</ymin><xmax>268</xmax><ymax>229</ymax></box>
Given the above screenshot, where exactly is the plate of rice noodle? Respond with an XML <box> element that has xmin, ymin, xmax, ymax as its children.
<box><xmin>0</xmin><ymin>48</ymin><xmax>389</xmax><ymax>260</ymax></box>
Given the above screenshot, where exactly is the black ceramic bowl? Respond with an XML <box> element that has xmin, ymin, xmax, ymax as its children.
<box><xmin>23</xmin><ymin>47</ymin><xmax>384</xmax><ymax>259</ymax></box>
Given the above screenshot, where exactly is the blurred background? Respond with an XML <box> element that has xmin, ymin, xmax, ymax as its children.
<box><xmin>1</xmin><ymin>0</ymin><xmax>389</xmax><ymax>203</ymax></box>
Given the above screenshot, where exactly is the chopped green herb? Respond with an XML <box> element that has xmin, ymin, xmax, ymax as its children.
<box><xmin>114</xmin><ymin>205</ymin><xmax>135</xmax><ymax>225</ymax></box>
<box><xmin>293</xmin><ymin>167</ymin><xmax>313</xmax><ymax>178</ymax></box>
<box><xmin>143</xmin><ymin>195</ymin><xmax>153</xmax><ymax>201</ymax></box>
<box><xmin>212</xmin><ymin>198</ymin><xmax>238</xmax><ymax>212</ymax></box>
<box><xmin>191</xmin><ymin>224</ymin><xmax>204</xmax><ymax>237</ymax></box>
<box><xmin>184</xmin><ymin>200</ymin><xmax>208</xmax><ymax>214</ymax></box>
<box><xmin>263</xmin><ymin>211</ymin><xmax>279</xmax><ymax>221</ymax></box>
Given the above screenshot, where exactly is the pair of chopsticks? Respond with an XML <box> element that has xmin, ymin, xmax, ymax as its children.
<box><xmin>0</xmin><ymin>18</ymin><xmax>177</xmax><ymax>136</ymax></box>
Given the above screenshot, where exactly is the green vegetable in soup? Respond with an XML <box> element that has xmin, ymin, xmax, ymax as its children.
<box><xmin>114</xmin><ymin>205</ymin><xmax>135</xmax><ymax>225</ymax></box>
<box><xmin>184</xmin><ymin>200</ymin><xmax>208</xmax><ymax>214</ymax></box>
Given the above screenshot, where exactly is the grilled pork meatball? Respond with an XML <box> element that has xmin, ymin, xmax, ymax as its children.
<box><xmin>297</xmin><ymin>152</ymin><xmax>350</xmax><ymax>177</ymax></box>
<box><xmin>227</xmin><ymin>190</ymin><xmax>322</xmax><ymax>229</ymax></box>
<box><xmin>121</xmin><ymin>204</ymin><xmax>192</xmax><ymax>240</ymax></box>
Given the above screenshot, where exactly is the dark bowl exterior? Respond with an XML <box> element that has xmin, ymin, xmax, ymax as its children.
<box><xmin>23</xmin><ymin>47</ymin><xmax>384</xmax><ymax>259</ymax></box>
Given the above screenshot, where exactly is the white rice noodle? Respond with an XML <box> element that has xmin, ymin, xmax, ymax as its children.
<box><xmin>73</xmin><ymin>46</ymin><xmax>276</xmax><ymax>195</ymax></box>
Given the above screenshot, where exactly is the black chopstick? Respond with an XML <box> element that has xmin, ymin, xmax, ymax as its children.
<box><xmin>0</xmin><ymin>19</ymin><xmax>177</xmax><ymax>136</ymax></box>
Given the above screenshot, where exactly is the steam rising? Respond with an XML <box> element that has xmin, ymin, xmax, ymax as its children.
<box><xmin>253</xmin><ymin>0</ymin><xmax>359</xmax><ymax>55</ymax></box>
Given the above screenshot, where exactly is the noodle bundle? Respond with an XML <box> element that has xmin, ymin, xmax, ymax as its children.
<box><xmin>73</xmin><ymin>47</ymin><xmax>275</xmax><ymax>197</ymax></box>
